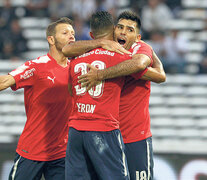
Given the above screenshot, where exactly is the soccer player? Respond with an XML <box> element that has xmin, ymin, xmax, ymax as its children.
<box><xmin>0</xmin><ymin>17</ymin><xmax>75</xmax><ymax>180</ymax></box>
<box><xmin>63</xmin><ymin>11</ymin><xmax>165</xmax><ymax>180</ymax></box>
<box><xmin>65</xmin><ymin>11</ymin><xmax>154</xmax><ymax>180</ymax></box>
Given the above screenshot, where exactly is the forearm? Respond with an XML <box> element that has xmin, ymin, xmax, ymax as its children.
<box><xmin>98</xmin><ymin>58</ymin><xmax>147</xmax><ymax>80</ymax></box>
<box><xmin>150</xmin><ymin>51</ymin><xmax>166</xmax><ymax>83</ymax></box>
<box><xmin>141</xmin><ymin>67</ymin><xmax>166</xmax><ymax>83</ymax></box>
<box><xmin>62</xmin><ymin>39</ymin><xmax>102</xmax><ymax>57</ymax></box>
<box><xmin>0</xmin><ymin>75</ymin><xmax>15</xmax><ymax>91</ymax></box>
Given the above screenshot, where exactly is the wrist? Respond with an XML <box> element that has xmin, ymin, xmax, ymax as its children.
<box><xmin>97</xmin><ymin>70</ymin><xmax>104</xmax><ymax>81</ymax></box>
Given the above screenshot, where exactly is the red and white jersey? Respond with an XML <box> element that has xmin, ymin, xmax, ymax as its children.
<box><xmin>69</xmin><ymin>48</ymin><xmax>145</xmax><ymax>131</ymax></box>
<box><xmin>119</xmin><ymin>41</ymin><xmax>153</xmax><ymax>143</ymax></box>
<box><xmin>9</xmin><ymin>53</ymin><xmax>72</xmax><ymax>161</ymax></box>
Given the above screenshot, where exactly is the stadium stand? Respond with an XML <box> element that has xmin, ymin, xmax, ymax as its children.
<box><xmin>150</xmin><ymin>75</ymin><xmax>207</xmax><ymax>154</ymax></box>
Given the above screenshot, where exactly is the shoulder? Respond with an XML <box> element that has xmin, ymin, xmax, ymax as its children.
<box><xmin>136</xmin><ymin>41</ymin><xmax>152</xmax><ymax>49</ymax></box>
<box><xmin>26</xmin><ymin>54</ymin><xmax>52</xmax><ymax>70</ymax></box>
<box><xmin>131</xmin><ymin>42</ymin><xmax>150</xmax><ymax>55</ymax></box>
<box><xmin>31</xmin><ymin>54</ymin><xmax>51</xmax><ymax>65</ymax></box>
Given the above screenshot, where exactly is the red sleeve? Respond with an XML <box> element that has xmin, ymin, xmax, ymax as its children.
<box><xmin>132</xmin><ymin>42</ymin><xmax>153</xmax><ymax>66</ymax></box>
<box><xmin>9</xmin><ymin>60</ymin><xmax>37</xmax><ymax>91</ymax></box>
<box><xmin>131</xmin><ymin>68</ymin><xmax>148</xmax><ymax>80</ymax></box>
<box><xmin>129</xmin><ymin>42</ymin><xmax>153</xmax><ymax>80</ymax></box>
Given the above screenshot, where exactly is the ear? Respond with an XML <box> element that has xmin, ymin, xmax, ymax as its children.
<box><xmin>136</xmin><ymin>34</ymin><xmax>141</xmax><ymax>42</ymax></box>
<box><xmin>47</xmin><ymin>36</ymin><xmax>55</xmax><ymax>45</ymax></box>
<box><xmin>89</xmin><ymin>32</ymin><xmax>94</xmax><ymax>39</ymax></box>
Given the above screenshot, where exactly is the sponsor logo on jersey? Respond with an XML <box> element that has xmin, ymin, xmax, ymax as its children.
<box><xmin>47</xmin><ymin>76</ymin><xmax>56</xmax><ymax>83</ymax></box>
<box><xmin>20</xmin><ymin>68</ymin><xmax>36</xmax><ymax>79</ymax></box>
<box><xmin>76</xmin><ymin>49</ymin><xmax>115</xmax><ymax>59</ymax></box>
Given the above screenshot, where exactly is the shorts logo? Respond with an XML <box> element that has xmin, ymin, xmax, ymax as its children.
<box><xmin>141</xmin><ymin>131</ymin><xmax>145</xmax><ymax>135</ymax></box>
<box><xmin>47</xmin><ymin>76</ymin><xmax>56</xmax><ymax>83</ymax></box>
<box><xmin>21</xmin><ymin>149</ymin><xmax>29</xmax><ymax>153</ymax></box>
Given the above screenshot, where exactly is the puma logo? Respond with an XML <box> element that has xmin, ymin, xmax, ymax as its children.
<box><xmin>47</xmin><ymin>76</ymin><xmax>56</xmax><ymax>83</ymax></box>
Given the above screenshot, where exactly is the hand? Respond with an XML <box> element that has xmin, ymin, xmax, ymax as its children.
<box><xmin>101</xmin><ymin>40</ymin><xmax>131</xmax><ymax>55</ymax></box>
<box><xmin>78</xmin><ymin>64</ymin><xmax>102</xmax><ymax>91</ymax></box>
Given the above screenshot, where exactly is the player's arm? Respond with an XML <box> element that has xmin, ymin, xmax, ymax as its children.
<box><xmin>78</xmin><ymin>53</ymin><xmax>151</xmax><ymax>90</ymax></box>
<box><xmin>97</xmin><ymin>53</ymin><xmax>150</xmax><ymax>80</ymax></box>
<box><xmin>62</xmin><ymin>39</ymin><xmax>131</xmax><ymax>57</ymax></box>
<box><xmin>141</xmin><ymin>51</ymin><xmax>166</xmax><ymax>83</ymax></box>
<box><xmin>0</xmin><ymin>75</ymin><xmax>16</xmax><ymax>91</ymax></box>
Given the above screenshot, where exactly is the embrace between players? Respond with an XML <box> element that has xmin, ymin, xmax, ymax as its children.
<box><xmin>0</xmin><ymin>10</ymin><xmax>165</xmax><ymax>180</ymax></box>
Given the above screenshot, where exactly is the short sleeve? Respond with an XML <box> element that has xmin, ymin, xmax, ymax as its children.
<box><xmin>131</xmin><ymin>68</ymin><xmax>148</xmax><ymax>80</ymax></box>
<box><xmin>132</xmin><ymin>42</ymin><xmax>153</xmax><ymax>66</ymax></box>
<box><xmin>9</xmin><ymin>60</ymin><xmax>37</xmax><ymax>90</ymax></box>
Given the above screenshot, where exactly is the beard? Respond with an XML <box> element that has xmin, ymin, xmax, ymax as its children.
<box><xmin>54</xmin><ymin>37</ymin><xmax>64</xmax><ymax>52</ymax></box>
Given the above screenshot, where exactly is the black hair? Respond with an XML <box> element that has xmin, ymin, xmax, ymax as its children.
<box><xmin>90</xmin><ymin>11</ymin><xmax>114</xmax><ymax>37</ymax></box>
<box><xmin>117</xmin><ymin>11</ymin><xmax>141</xmax><ymax>29</ymax></box>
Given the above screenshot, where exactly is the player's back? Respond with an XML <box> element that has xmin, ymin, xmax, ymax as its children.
<box><xmin>69</xmin><ymin>48</ymin><xmax>131</xmax><ymax>131</ymax></box>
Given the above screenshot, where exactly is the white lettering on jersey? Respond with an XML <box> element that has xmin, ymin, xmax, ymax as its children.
<box><xmin>75</xmin><ymin>49</ymin><xmax>115</xmax><ymax>59</ymax></box>
<box><xmin>76</xmin><ymin>103</ymin><xmax>96</xmax><ymax>113</ymax></box>
<box><xmin>20</xmin><ymin>68</ymin><xmax>36</xmax><ymax>79</ymax></box>
<box><xmin>95</xmin><ymin>49</ymin><xmax>115</xmax><ymax>56</ymax></box>
<box><xmin>47</xmin><ymin>76</ymin><xmax>56</xmax><ymax>83</ymax></box>
<box><xmin>76</xmin><ymin>50</ymin><xmax>95</xmax><ymax>59</ymax></box>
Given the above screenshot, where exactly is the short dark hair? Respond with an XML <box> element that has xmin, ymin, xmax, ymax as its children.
<box><xmin>90</xmin><ymin>11</ymin><xmax>114</xmax><ymax>37</ymax></box>
<box><xmin>117</xmin><ymin>11</ymin><xmax>141</xmax><ymax>29</ymax></box>
<box><xmin>46</xmin><ymin>17</ymin><xmax>73</xmax><ymax>37</ymax></box>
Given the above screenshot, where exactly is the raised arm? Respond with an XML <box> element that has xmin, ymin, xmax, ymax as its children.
<box><xmin>141</xmin><ymin>51</ymin><xmax>166</xmax><ymax>83</ymax></box>
<box><xmin>62</xmin><ymin>39</ymin><xmax>131</xmax><ymax>57</ymax></box>
<box><xmin>0</xmin><ymin>75</ymin><xmax>15</xmax><ymax>91</ymax></box>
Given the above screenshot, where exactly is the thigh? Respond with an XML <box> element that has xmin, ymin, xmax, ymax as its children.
<box><xmin>125</xmin><ymin>137</ymin><xmax>154</xmax><ymax>180</ymax></box>
<box><xmin>9</xmin><ymin>153</ymin><xmax>44</xmax><ymax>180</ymax></box>
<box><xmin>65</xmin><ymin>127</ymin><xmax>96</xmax><ymax>180</ymax></box>
<box><xmin>84</xmin><ymin>129</ymin><xmax>129</xmax><ymax>180</ymax></box>
<box><xmin>43</xmin><ymin>157</ymin><xmax>65</xmax><ymax>180</ymax></box>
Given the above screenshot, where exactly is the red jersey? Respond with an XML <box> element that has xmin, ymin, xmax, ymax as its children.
<box><xmin>69</xmin><ymin>48</ymin><xmax>145</xmax><ymax>131</ymax></box>
<box><xmin>9</xmin><ymin>53</ymin><xmax>71</xmax><ymax>161</ymax></box>
<box><xmin>119</xmin><ymin>42</ymin><xmax>153</xmax><ymax>143</ymax></box>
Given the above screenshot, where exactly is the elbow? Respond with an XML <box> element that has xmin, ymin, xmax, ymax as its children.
<box><xmin>137</xmin><ymin>63</ymin><xmax>147</xmax><ymax>72</ymax></box>
<box><xmin>156</xmin><ymin>74</ymin><xmax>166</xmax><ymax>83</ymax></box>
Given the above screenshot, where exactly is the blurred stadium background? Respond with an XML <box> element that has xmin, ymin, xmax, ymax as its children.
<box><xmin>0</xmin><ymin>0</ymin><xmax>207</xmax><ymax>179</ymax></box>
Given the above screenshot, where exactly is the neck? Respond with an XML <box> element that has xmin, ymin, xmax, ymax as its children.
<box><xmin>49</xmin><ymin>48</ymin><xmax>68</xmax><ymax>67</ymax></box>
<box><xmin>95</xmin><ymin>33</ymin><xmax>114</xmax><ymax>41</ymax></box>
